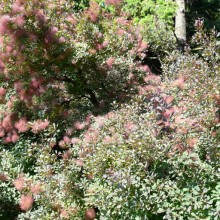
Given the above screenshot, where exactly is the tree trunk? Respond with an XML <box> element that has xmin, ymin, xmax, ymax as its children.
<box><xmin>175</xmin><ymin>0</ymin><xmax>186</xmax><ymax>51</ymax></box>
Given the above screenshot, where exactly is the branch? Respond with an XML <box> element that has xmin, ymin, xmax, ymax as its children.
<box><xmin>52</xmin><ymin>74</ymin><xmax>99</xmax><ymax>107</ymax></box>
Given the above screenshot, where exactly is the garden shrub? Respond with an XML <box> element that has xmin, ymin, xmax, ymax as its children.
<box><xmin>0</xmin><ymin>1</ymin><xmax>219</xmax><ymax>220</ymax></box>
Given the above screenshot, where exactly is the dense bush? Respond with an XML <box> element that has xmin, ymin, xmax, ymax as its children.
<box><xmin>186</xmin><ymin>0</ymin><xmax>220</xmax><ymax>37</ymax></box>
<box><xmin>0</xmin><ymin>1</ymin><xmax>219</xmax><ymax>219</ymax></box>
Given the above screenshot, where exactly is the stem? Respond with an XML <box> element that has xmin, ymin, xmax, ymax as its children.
<box><xmin>53</xmin><ymin>73</ymin><xmax>99</xmax><ymax>107</ymax></box>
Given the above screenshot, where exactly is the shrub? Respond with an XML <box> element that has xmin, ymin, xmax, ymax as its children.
<box><xmin>0</xmin><ymin>1</ymin><xmax>219</xmax><ymax>220</ymax></box>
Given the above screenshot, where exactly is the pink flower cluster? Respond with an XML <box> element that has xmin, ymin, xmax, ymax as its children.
<box><xmin>144</xmin><ymin>74</ymin><xmax>161</xmax><ymax>84</ymax></box>
<box><xmin>31</xmin><ymin>120</ymin><xmax>49</xmax><ymax>133</ymax></box>
<box><xmin>164</xmin><ymin>95</ymin><xmax>174</xmax><ymax>105</ymax></box>
<box><xmin>140</xmin><ymin>65</ymin><xmax>152</xmax><ymax>74</ymax></box>
<box><xmin>31</xmin><ymin>183</ymin><xmax>41</xmax><ymax>195</ymax></box>
<box><xmin>0</xmin><ymin>87</ymin><xmax>6</xmax><ymax>96</ymax></box>
<box><xmin>4</xmin><ymin>131</ymin><xmax>19</xmax><ymax>143</ymax></box>
<box><xmin>0</xmin><ymin>173</ymin><xmax>8</xmax><ymax>181</ymax></box>
<box><xmin>0</xmin><ymin>15</ymin><xmax>11</xmax><ymax>34</ymax></box>
<box><xmin>60</xmin><ymin>209</ymin><xmax>69</xmax><ymax>218</ymax></box>
<box><xmin>86</xmin><ymin>1</ymin><xmax>100</xmax><ymax>22</ymax></box>
<box><xmin>137</xmin><ymin>40</ymin><xmax>148</xmax><ymax>53</ymax></box>
<box><xmin>15</xmin><ymin>118</ymin><xmax>29</xmax><ymax>133</ymax></box>
<box><xmin>0</xmin><ymin>60</ymin><xmax>5</xmax><ymax>73</ymax></box>
<box><xmin>106</xmin><ymin>57</ymin><xmax>115</xmax><ymax>68</ymax></box>
<box><xmin>83</xmin><ymin>128</ymin><xmax>99</xmax><ymax>143</ymax></box>
<box><xmin>14</xmin><ymin>176</ymin><xmax>26</xmax><ymax>191</ymax></box>
<box><xmin>34</xmin><ymin>9</ymin><xmax>46</xmax><ymax>24</ymax></box>
<box><xmin>124</xmin><ymin>121</ymin><xmax>137</xmax><ymax>132</ymax></box>
<box><xmin>59</xmin><ymin>135</ymin><xmax>71</xmax><ymax>149</ymax></box>
<box><xmin>116</xmin><ymin>17</ymin><xmax>129</xmax><ymax>25</ymax></box>
<box><xmin>73</xmin><ymin>121</ymin><xmax>85</xmax><ymax>130</ymax></box>
<box><xmin>173</xmin><ymin>76</ymin><xmax>185</xmax><ymax>90</ymax></box>
<box><xmin>105</xmin><ymin>0</ymin><xmax>122</xmax><ymax>6</ymax></box>
<box><xmin>12</xmin><ymin>2</ymin><xmax>24</xmax><ymax>14</ymax></box>
<box><xmin>0</xmin><ymin>114</ymin><xmax>24</xmax><ymax>142</ymax></box>
<box><xmin>44</xmin><ymin>26</ymin><xmax>59</xmax><ymax>44</ymax></box>
<box><xmin>102</xmin><ymin>40</ymin><xmax>109</xmax><ymax>48</ymax></box>
<box><xmin>12</xmin><ymin>15</ymin><xmax>25</xmax><ymax>27</ymax></box>
<box><xmin>19</xmin><ymin>194</ymin><xmax>34</xmax><ymax>211</ymax></box>
<box><xmin>14</xmin><ymin>78</ymin><xmax>45</xmax><ymax>101</ymax></box>
<box><xmin>62</xmin><ymin>149</ymin><xmax>72</xmax><ymax>159</ymax></box>
<box><xmin>71</xmin><ymin>137</ymin><xmax>81</xmax><ymax>144</ymax></box>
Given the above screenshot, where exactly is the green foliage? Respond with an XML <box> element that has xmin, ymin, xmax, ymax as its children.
<box><xmin>123</xmin><ymin>0</ymin><xmax>176</xmax><ymax>26</ymax></box>
<box><xmin>79</xmin><ymin>29</ymin><xmax>220</xmax><ymax>219</ymax></box>
<box><xmin>0</xmin><ymin>1</ymin><xmax>220</xmax><ymax>220</ymax></box>
<box><xmin>123</xmin><ymin>0</ymin><xmax>177</xmax><ymax>53</ymax></box>
<box><xmin>94</xmin><ymin>0</ymin><xmax>176</xmax><ymax>56</ymax></box>
<box><xmin>73</xmin><ymin>0</ymin><xmax>90</xmax><ymax>11</ymax></box>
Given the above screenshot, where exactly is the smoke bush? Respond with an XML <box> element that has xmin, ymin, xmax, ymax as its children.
<box><xmin>0</xmin><ymin>1</ymin><xmax>219</xmax><ymax>220</ymax></box>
